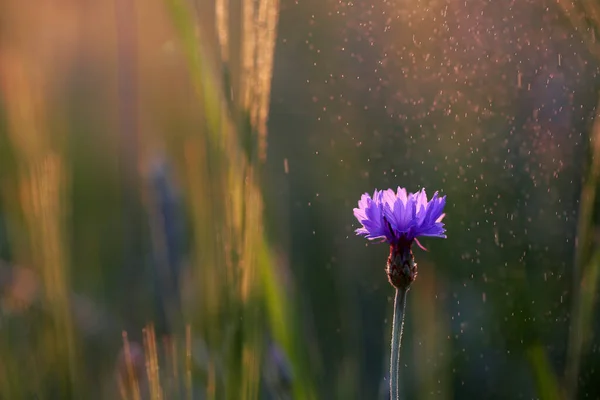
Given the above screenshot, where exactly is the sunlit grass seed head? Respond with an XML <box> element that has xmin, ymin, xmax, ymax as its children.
<box><xmin>353</xmin><ymin>187</ymin><xmax>447</xmax><ymax>289</ymax></box>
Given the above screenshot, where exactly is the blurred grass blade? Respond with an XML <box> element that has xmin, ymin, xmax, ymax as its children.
<box><xmin>258</xmin><ymin>240</ymin><xmax>317</xmax><ymax>400</ymax></box>
<box><xmin>164</xmin><ymin>0</ymin><xmax>223</xmax><ymax>141</ymax></box>
<box><xmin>565</xmin><ymin>94</ymin><xmax>600</xmax><ymax>397</ymax></box>
<box><xmin>527</xmin><ymin>344</ymin><xmax>563</xmax><ymax>400</ymax></box>
<box><xmin>0</xmin><ymin>49</ymin><xmax>80</xmax><ymax>398</ymax></box>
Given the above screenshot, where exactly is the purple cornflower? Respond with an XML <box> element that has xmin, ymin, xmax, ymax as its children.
<box><xmin>353</xmin><ymin>187</ymin><xmax>447</xmax><ymax>399</ymax></box>
<box><xmin>353</xmin><ymin>187</ymin><xmax>446</xmax><ymax>288</ymax></box>
<box><xmin>353</xmin><ymin>187</ymin><xmax>446</xmax><ymax>249</ymax></box>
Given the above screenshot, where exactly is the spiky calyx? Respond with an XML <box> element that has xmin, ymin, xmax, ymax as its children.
<box><xmin>386</xmin><ymin>240</ymin><xmax>417</xmax><ymax>290</ymax></box>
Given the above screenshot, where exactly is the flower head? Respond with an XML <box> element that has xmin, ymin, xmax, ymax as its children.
<box><xmin>353</xmin><ymin>187</ymin><xmax>446</xmax><ymax>247</ymax></box>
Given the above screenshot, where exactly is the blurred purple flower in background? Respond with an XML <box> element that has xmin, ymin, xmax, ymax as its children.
<box><xmin>353</xmin><ymin>187</ymin><xmax>446</xmax><ymax>249</ymax></box>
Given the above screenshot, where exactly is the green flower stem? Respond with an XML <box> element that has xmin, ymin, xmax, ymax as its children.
<box><xmin>390</xmin><ymin>287</ymin><xmax>408</xmax><ymax>400</ymax></box>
